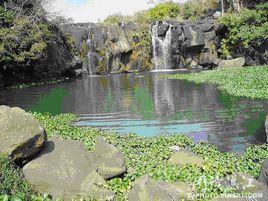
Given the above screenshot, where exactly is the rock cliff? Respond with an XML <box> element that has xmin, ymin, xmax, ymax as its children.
<box><xmin>63</xmin><ymin>19</ymin><xmax>223</xmax><ymax>75</ymax></box>
<box><xmin>152</xmin><ymin>19</ymin><xmax>221</xmax><ymax>70</ymax></box>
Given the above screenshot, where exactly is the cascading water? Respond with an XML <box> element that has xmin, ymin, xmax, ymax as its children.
<box><xmin>152</xmin><ymin>22</ymin><xmax>173</xmax><ymax>70</ymax></box>
<box><xmin>86</xmin><ymin>38</ymin><xmax>94</xmax><ymax>75</ymax></box>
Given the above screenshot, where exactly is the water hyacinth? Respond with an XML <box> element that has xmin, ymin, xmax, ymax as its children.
<box><xmin>169</xmin><ymin>66</ymin><xmax>268</xmax><ymax>99</ymax></box>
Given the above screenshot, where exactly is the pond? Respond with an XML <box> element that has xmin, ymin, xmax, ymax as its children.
<box><xmin>0</xmin><ymin>72</ymin><xmax>267</xmax><ymax>153</ymax></box>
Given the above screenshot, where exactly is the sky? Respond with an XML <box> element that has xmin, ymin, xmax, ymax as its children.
<box><xmin>45</xmin><ymin>0</ymin><xmax>188</xmax><ymax>23</ymax></box>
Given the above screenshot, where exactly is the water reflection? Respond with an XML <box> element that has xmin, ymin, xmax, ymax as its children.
<box><xmin>0</xmin><ymin>72</ymin><xmax>267</xmax><ymax>153</ymax></box>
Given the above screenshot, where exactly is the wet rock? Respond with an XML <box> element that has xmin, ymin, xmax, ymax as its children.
<box><xmin>258</xmin><ymin>159</ymin><xmax>268</xmax><ymax>186</ymax></box>
<box><xmin>0</xmin><ymin>106</ymin><xmax>47</xmax><ymax>165</ymax></box>
<box><xmin>94</xmin><ymin>137</ymin><xmax>127</xmax><ymax>180</ymax></box>
<box><xmin>168</xmin><ymin>150</ymin><xmax>204</xmax><ymax>167</ymax></box>
<box><xmin>0</xmin><ymin>71</ymin><xmax>4</xmax><ymax>87</ymax></box>
<box><xmin>219</xmin><ymin>173</ymin><xmax>266</xmax><ymax>194</ymax></box>
<box><xmin>156</xmin><ymin>22</ymin><xmax>170</xmax><ymax>37</ymax></box>
<box><xmin>218</xmin><ymin>57</ymin><xmax>246</xmax><ymax>68</ymax></box>
<box><xmin>128</xmin><ymin>175</ymin><xmax>192</xmax><ymax>201</ymax></box>
<box><xmin>23</xmin><ymin>136</ymin><xmax>115</xmax><ymax>200</ymax></box>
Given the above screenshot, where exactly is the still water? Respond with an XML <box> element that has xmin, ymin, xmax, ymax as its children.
<box><xmin>0</xmin><ymin>72</ymin><xmax>267</xmax><ymax>153</ymax></box>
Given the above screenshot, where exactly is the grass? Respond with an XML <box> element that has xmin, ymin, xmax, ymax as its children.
<box><xmin>168</xmin><ymin>66</ymin><xmax>268</xmax><ymax>99</ymax></box>
<box><xmin>1</xmin><ymin>113</ymin><xmax>264</xmax><ymax>200</ymax></box>
<box><xmin>0</xmin><ymin>155</ymin><xmax>52</xmax><ymax>201</ymax></box>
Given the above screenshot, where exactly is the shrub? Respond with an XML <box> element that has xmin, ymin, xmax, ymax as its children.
<box><xmin>219</xmin><ymin>4</ymin><xmax>268</xmax><ymax>58</ymax></box>
<box><xmin>0</xmin><ymin>155</ymin><xmax>34</xmax><ymax>200</ymax></box>
<box><xmin>103</xmin><ymin>13</ymin><xmax>130</xmax><ymax>25</ymax></box>
<box><xmin>147</xmin><ymin>1</ymin><xmax>180</xmax><ymax>21</ymax></box>
<box><xmin>0</xmin><ymin>6</ymin><xmax>51</xmax><ymax>68</ymax></box>
<box><xmin>0</xmin><ymin>6</ymin><xmax>14</xmax><ymax>27</ymax></box>
<box><xmin>182</xmin><ymin>0</ymin><xmax>218</xmax><ymax>21</ymax></box>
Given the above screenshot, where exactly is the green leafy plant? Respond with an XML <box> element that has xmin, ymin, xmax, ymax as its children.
<box><xmin>219</xmin><ymin>4</ymin><xmax>268</xmax><ymax>58</ymax></box>
<box><xmin>0</xmin><ymin>7</ymin><xmax>51</xmax><ymax>67</ymax></box>
<box><xmin>169</xmin><ymin>66</ymin><xmax>268</xmax><ymax>99</ymax></box>
<box><xmin>29</xmin><ymin>112</ymin><xmax>268</xmax><ymax>200</ymax></box>
<box><xmin>147</xmin><ymin>1</ymin><xmax>180</xmax><ymax>21</ymax></box>
<box><xmin>0</xmin><ymin>155</ymin><xmax>35</xmax><ymax>200</ymax></box>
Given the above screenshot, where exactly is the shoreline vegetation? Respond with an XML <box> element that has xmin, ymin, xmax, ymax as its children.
<box><xmin>169</xmin><ymin>66</ymin><xmax>268</xmax><ymax>99</ymax></box>
<box><xmin>1</xmin><ymin>113</ymin><xmax>268</xmax><ymax>200</ymax></box>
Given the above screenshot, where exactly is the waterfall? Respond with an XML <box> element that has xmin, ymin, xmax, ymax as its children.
<box><xmin>86</xmin><ymin>38</ymin><xmax>93</xmax><ymax>75</ymax></box>
<box><xmin>87</xmin><ymin>52</ymin><xmax>93</xmax><ymax>75</ymax></box>
<box><xmin>152</xmin><ymin>22</ymin><xmax>173</xmax><ymax>70</ymax></box>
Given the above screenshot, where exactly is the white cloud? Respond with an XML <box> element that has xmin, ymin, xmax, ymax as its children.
<box><xmin>45</xmin><ymin>0</ymin><xmax>188</xmax><ymax>23</ymax></box>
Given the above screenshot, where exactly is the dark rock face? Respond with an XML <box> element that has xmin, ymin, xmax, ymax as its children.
<box><xmin>63</xmin><ymin>19</ymin><xmax>222</xmax><ymax>73</ymax></box>
<box><xmin>4</xmin><ymin>25</ymin><xmax>83</xmax><ymax>86</ymax></box>
<box><xmin>35</xmin><ymin>25</ymin><xmax>82</xmax><ymax>79</ymax></box>
<box><xmin>0</xmin><ymin>71</ymin><xmax>3</xmax><ymax>87</ymax></box>
<box><xmin>62</xmin><ymin>22</ymin><xmax>137</xmax><ymax>75</ymax></box>
<box><xmin>152</xmin><ymin>19</ymin><xmax>220</xmax><ymax>70</ymax></box>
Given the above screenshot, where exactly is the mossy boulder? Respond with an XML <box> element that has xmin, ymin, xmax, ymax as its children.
<box><xmin>127</xmin><ymin>175</ymin><xmax>192</xmax><ymax>201</ymax></box>
<box><xmin>94</xmin><ymin>137</ymin><xmax>127</xmax><ymax>180</ymax></box>
<box><xmin>218</xmin><ymin>57</ymin><xmax>245</xmax><ymax>68</ymax></box>
<box><xmin>23</xmin><ymin>136</ymin><xmax>115</xmax><ymax>200</ymax></box>
<box><xmin>0</xmin><ymin>105</ymin><xmax>47</xmax><ymax>165</ymax></box>
<box><xmin>258</xmin><ymin>159</ymin><xmax>268</xmax><ymax>186</ymax></box>
<box><xmin>220</xmin><ymin>173</ymin><xmax>266</xmax><ymax>194</ymax></box>
<box><xmin>167</xmin><ymin>150</ymin><xmax>204</xmax><ymax>167</ymax></box>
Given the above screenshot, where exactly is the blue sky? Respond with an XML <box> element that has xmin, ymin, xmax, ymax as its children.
<box><xmin>65</xmin><ymin>0</ymin><xmax>87</xmax><ymax>5</ymax></box>
<box><xmin>46</xmin><ymin>0</ymin><xmax>187</xmax><ymax>23</ymax></box>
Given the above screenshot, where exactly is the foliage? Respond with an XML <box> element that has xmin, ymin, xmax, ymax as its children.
<box><xmin>130</xmin><ymin>23</ymin><xmax>153</xmax><ymax>71</ymax></box>
<box><xmin>182</xmin><ymin>0</ymin><xmax>218</xmax><ymax>21</ymax></box>
<box><xmin>103</xmin><ymin>13</ymin><xmax>131</xmax><ymax>25</ymax></box>
<box><xmin>64</xmin><ymin>33</ymin><xmax>78</xmax><ymax>56</ymax></box>
<box><xmin>0</xmin><ymin>6</ymin><xmax>51</xmax><ymax>68</ymax></box>
<box><xmin>0</xmin><ymin>6</ymin><xmax>14</xmax><ymax>27</ymax></box>
<box><xmin>147</xmin><ymin>1</ymin><xmax>180</xmax><ymax>21</ymax></box>
<box><xmin>169</xmin><ymin>66</ymin><xmax>268</xmax><ymax>99</ymax></box>
<box><xmin>219</xmin><ymin>4</ymin><xmax>268</xmax><ymax>58</ymax></box>
<box><xmin>0</xmin><ymin>155</ymin><xmax>37</xmax><ymax>200</ymax></box>
<box><xmin>27</xmin><ymin>112</ymin><xmax>268</xmax><ymax>200</ymax></box>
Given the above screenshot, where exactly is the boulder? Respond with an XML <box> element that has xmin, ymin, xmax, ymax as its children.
<box><xmin>168</xmin><ymin>150</ymin><xmax>204</xmax><ymax>167</ymax></box>
<box><xmin>218</xmin><ymin>57</ymin><xmax>245</xmax><ymax>68</ymax></box>
<box><xmin>199</xmin><ymin>51</ymin><xmax>219</xmax><ymax>67</ymax></box>
<box><xmin>219</xmin><ymin>173</ymin><xmax>266</xmax><ymax>194</ymax></box>
<box><xmin>265</xmin><ymin>116</ymin><xmax>268</xmax><ymax>143</ymax></box>
<box><xmin>94</xmin><ymin>138</ymin><xmax>127</xmax><ymax>180</ymax></box>
<box><xmin>23</xmin><ymin>136</ymin><xmax>115</xmax><ymax>200</ymax></box>
<box><xmin>128</xmin><ymin>176</ymin><xmax>192</xmax><ymax>201</ymax></box>
<box><xmin>0</xmin><ymin>106</ymin><xmax>47</xmax><ymax>165</ymax></box>
<box><xmin>258</xmin><ymin>159</ymin><xmax>268</xmax><ymax>186</ymax></box>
